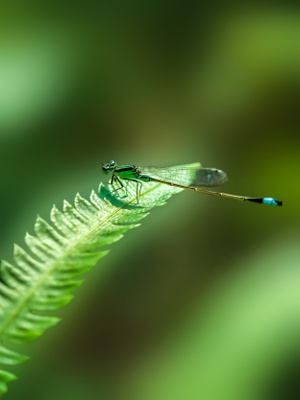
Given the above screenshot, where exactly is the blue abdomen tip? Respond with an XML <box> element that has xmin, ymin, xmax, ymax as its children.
<box><xmin>263</xmin><ymin>197</ymin><xmax>282</xmax><ymax>206</ymax></box>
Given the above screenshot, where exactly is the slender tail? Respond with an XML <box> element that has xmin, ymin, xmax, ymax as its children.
<box><xmin>150</xmin><ymin>178</ymin><xmax>282</xmax><ymax>206</ymax></box>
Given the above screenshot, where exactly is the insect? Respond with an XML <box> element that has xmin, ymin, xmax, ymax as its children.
<box><xmin>102</xmin><ymin>160</ymin><xmax>282</xmax><ymax>206</ymax></box>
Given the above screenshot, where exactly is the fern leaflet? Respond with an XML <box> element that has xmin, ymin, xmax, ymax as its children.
<box><xmin>0</xmin><ymin>163</ymin><xmax>199</xmax><ymax>395</ymax></box>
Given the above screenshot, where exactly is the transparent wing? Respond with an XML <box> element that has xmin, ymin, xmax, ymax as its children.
<box><xmin>139</xmin><ymin>167</ymin><xmax>228</xmax><ymax>187</ymax></box>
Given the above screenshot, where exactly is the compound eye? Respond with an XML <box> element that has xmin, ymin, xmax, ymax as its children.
<box><xmin>109</xmin><ymin>160</ymin><xmax>116</xmax><ymax>166</ymax></box>
<box><xmin>102</xmin><ymin>164</ymin><xmax>109</xmax><ymax>172</ymax></box>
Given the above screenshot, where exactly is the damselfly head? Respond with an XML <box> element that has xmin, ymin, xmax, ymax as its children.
<box><xmin>102</xmin><ymin>160</ymin><xmax>116</xmax><ymax>174</ymax></box>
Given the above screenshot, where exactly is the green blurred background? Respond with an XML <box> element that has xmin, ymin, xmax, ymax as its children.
<box><xmin>0</xmin><ymin>2</ymin><xmax>299</xmax><ymax>399</ymax></box>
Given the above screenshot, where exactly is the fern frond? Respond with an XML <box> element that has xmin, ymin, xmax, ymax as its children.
<box><xmin>0</xmin><ymin>164</ymin><xmax>199</xmax><ymax>395</ymax></box>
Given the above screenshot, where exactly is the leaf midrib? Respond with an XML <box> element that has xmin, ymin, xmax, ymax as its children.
<box><xmin>0</xmin><ymin>183</ymin><xmax>163</xmax><ymax>336</ymax></box>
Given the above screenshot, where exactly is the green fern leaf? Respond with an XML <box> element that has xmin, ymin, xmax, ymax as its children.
<box><xmin>0</xmin><ymin>163</ymin><xmax>199</xmax><ymax>395</ymax></box>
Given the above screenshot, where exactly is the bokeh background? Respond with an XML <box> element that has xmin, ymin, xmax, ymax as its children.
<box><xmin>0</xmin><ymin>2</ymin><xmax>299</xmax><ymax>399</ymax></box>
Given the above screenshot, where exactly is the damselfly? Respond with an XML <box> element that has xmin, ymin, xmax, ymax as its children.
<box><xmin>102</xmin><ymin>160</ymin><xmax>282</xmax><ymax>206</ymax></box>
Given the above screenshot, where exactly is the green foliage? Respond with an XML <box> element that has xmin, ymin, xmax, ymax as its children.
<box><xmin>0</xmin><ymin>167</ymin><xmax>195</xmax><ymax>396</ymax></box>
<box><xmin>130</xmin><ymin>241</ymin><xmax>300</xmax><ymax>400</ymax></box>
